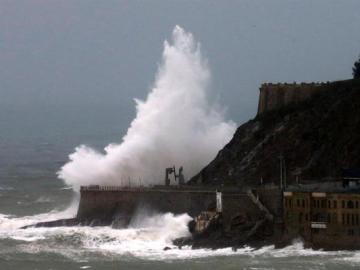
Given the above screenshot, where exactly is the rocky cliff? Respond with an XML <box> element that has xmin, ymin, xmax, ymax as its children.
<box><xmin>190</xmin><ymin>79</ymin><xmax>360</xmax><ymax>186</ymax></box>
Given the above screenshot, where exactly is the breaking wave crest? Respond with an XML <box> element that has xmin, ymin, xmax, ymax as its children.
<box><xmin>1</xmin><ymin>208</ymin><xmax>360</xmax><ymax>264</ymax></box>
<box><xmin>0</xmin><ymin>201</ymin><xmax>78</xmax><ymax>236</ymax></box>
<box><xmin>0</xmin><ymin>210</ymin><xmax>196</xmax><ymax>260</ymax></box>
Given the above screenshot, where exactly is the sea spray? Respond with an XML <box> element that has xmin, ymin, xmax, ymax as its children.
<box><xmin>128</xmin><ymin>210</ymin><xmax>193</xmax><ymax>244</ymax></box>
<box><xmin>0</xmin><ymin>211</ymin><xmax>198</xmax><ymax>259</ymax></box>
<box><xmin>58</xmin><ymin>26</ymin><xmax>236</xmax><ymax>190</ymax></box>
<box><xmin>1</xmin><ymin>207</ymin><xmax>359</xmax><ymax>261</ymax></box>
<box><xmin>2</xmin><ymin>210</ymin><xmax>357</xmax><ymax>262</ymax></box>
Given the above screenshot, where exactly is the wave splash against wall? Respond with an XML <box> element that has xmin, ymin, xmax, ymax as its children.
<box><xmin>58</xmin><ymin>26</ymin><xmax>236</xmax><ymax>190</ymax></box>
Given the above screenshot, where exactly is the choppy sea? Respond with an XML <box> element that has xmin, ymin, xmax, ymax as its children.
<box><xmin>1</xmin><ymin>109</ymin><xmax>360</xmax><ymax>270</ymax></box>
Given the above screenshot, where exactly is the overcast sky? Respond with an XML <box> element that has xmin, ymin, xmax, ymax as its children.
<box><xmin>1</xmin><ymin>1</ymin><xmax>360</xmax><ymax>143</ymax></box>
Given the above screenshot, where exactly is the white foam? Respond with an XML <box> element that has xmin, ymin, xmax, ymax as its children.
<box><xmin>2</xmin><ymin>208</ymin><xmax>360</xmax><ymax>263</ymax></box>
<box><xmin>35</xmin><ymin>196</ymin><xmax>54</xmax><ymax>203</ymax></box>
<box><xmin>0</xmin><ymin>186</ymin><xmax>14</xmax><ymax>191</ymax></box>
<box><xmin>0</xmin><ymin>198</ymin><xmax>78</xmax><ymax>240</ymax></box>
<box><xmin>0</xmin><ymin>209</ymin><xmax>233</xmax><ymax>260</ymax></box>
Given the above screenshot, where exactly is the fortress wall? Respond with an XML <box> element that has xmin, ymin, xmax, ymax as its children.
<box><xmin>257</xmin><ymin>83</ymin><xmax>326</xmax><ymax>115</ymax></box>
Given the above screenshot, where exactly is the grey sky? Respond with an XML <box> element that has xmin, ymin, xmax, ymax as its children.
<box><xmin>1</xmin><ymin>1</ymin><xmax>360</xmax><ymax>143</ymax></box>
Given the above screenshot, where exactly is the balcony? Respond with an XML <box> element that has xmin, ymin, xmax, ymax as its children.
<box><xmin>311</xmin><ymin>222</ymin><xmax>327</xmax><ymax>229</ymax></box>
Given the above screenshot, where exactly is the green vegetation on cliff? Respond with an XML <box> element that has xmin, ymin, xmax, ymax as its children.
<box><xmin>353</xmin><ymin>57</ymin><xmax>360</xmax><ymax>79</ymax></box>
<box><xmin>190</xmin><ymin>79</ymin><xmax>360</xmax><ymax>186</ymax></box>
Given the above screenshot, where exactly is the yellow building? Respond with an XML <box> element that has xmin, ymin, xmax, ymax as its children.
<box><xmin>283</xmin><ymin>190</ymin><xmax>360</xmax><ymax>250</ymax></box>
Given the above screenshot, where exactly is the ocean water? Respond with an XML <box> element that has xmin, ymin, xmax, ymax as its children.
<box><xmin>1</xmin><ymin>115</ymin><xmax>360</xmax><ymax>270</ymax></box>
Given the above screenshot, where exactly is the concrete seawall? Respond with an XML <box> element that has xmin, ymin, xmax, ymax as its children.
<box><xmin>76</xmin><ymin>186</ymin><xmax>283</xmax><ymax>228</ymax></box>
<box><xmin>77</xmin><ymin>187</ymin><xmax>217</xmax><ymax>223</ymax></box>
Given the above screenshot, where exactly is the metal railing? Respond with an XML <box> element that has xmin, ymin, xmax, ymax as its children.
<box><xmin>79</xmin><ymin>185</ymin><xmax>217</xmax><ymax>193</ymax></box>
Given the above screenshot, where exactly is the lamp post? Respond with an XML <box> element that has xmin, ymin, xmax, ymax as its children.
<box><xmin>279</xmin><ymin>154</ymin><xmax>286</xmax><ymax>189</ymax></box>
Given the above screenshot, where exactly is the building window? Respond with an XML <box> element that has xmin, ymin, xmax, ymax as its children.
<box><xmin>321</xmin><ymin>200</ymin><xmax>326</xmax><ymax>208</ymax></box>
<box><xmin>327</xmin><ymin>213</ymin><xmax>331</xmax><ymax>223</ymax></box>
<box><xmin>328</xmin><ymin>200</ymin><xmax>331</xmax><ymax>208</ymax></box>
<box><xmin>333</xmin><ymin>213</ymin><xmax>337</xmax><ymax>224</ymax></box>
<box><xmin>356</xmin><ymin>201</ymin><xmax>359</xmax><ymax>209</ymax></box>
<box><xmin>297</xmin><ymin>199</ymin><xmax>300</xmax><ymax>207</ymax></box>
<box><xmin>342</xmin><ymin>214</ymin><xmax>345</xmax><ymax>225</ymax></box>
<box><xmin>289</xmin><ymin>199</ymin><xmax>292</xmax><ymax>208</ymax></box>
<box><xmin>305</xmin><ymin>214</ymin><xmax>308</xmax><ymax>221</ymax></box>
<box><xmin>317</xmin><ymin>200</ymin><xmax>320</xmax><ymax>208</ymax></box>
<box><xmin>299</xmin><ymin>213</ymin><xmax>303</xmax><ymax>223</ymax></box>
<box><xmin>342</xmin><ymin>200</ymin><xmax>345</xmax><ymax>209</ymax></box>
<box><xmin>347</xmin><ymin>201</ymin><xmax>354</xmax><ymax>209</ymax></box>
<box><xmin>352</xmin><ymin>214</ymin><xmax>355</xmax><ymax>225</ymax></box>
<box><xmin>302</xmin><ymin>199</ymin><xmax>305</xmax><ymax>208</ymax></box>
<box><xmin>357</xmin><ymin>214</ymin><xmax>359</xmax><ymax>226</ymax></box>
<box><xmin>313</xmin><ymin>213</ymin><xmax>326</xmax><ymax>222</ymax></box>
<box><xmin>347</xmin><ymin>214</ymin><xmax>350</xmax><ymax>225</ymax></box>
<box><xmin>333</xmin><ymin>200</ymin><xmax>337</xmax><ymax>209</ymax></box>
<box><xmin>348</xmin><ymin>229</ymin><xmax>354</xmax><ymax>236</ymax></box>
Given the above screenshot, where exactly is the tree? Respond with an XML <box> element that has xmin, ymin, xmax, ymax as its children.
<box><xmin>353</xmin><ymin>56</ymin><xmax>360</xmax><ymax>79</ymax></box>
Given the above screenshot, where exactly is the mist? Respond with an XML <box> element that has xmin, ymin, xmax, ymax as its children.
<box><xmin>58</xmin><ymin>26</ymin><xmax>236</xmax><ymax>190</ymax></box>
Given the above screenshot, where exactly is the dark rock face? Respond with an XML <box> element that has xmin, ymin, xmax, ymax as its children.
<box><xmin>190</xmin><ymin>79</ymin><xmax>360</xmax><ymax>186</ymax></box>
<box><xmin>174</xmin><ymin>215</ymin><xmax>276</xmax><ymax>250</ymax></box>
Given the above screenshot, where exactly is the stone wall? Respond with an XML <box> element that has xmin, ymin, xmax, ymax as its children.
<box><xmin>221</xmin><ymin>193</ymin><xmax>262</xmax><ymax>232</ymax></box>
<box><xmin>257</xmin><ymin>82</ymin><xmax>327</xmax><ymax>115</ymax></box>
<box><xmin>255</xmin><ymin>188</ymin><xmax>283</xmax><ymax>218</ymax></box>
